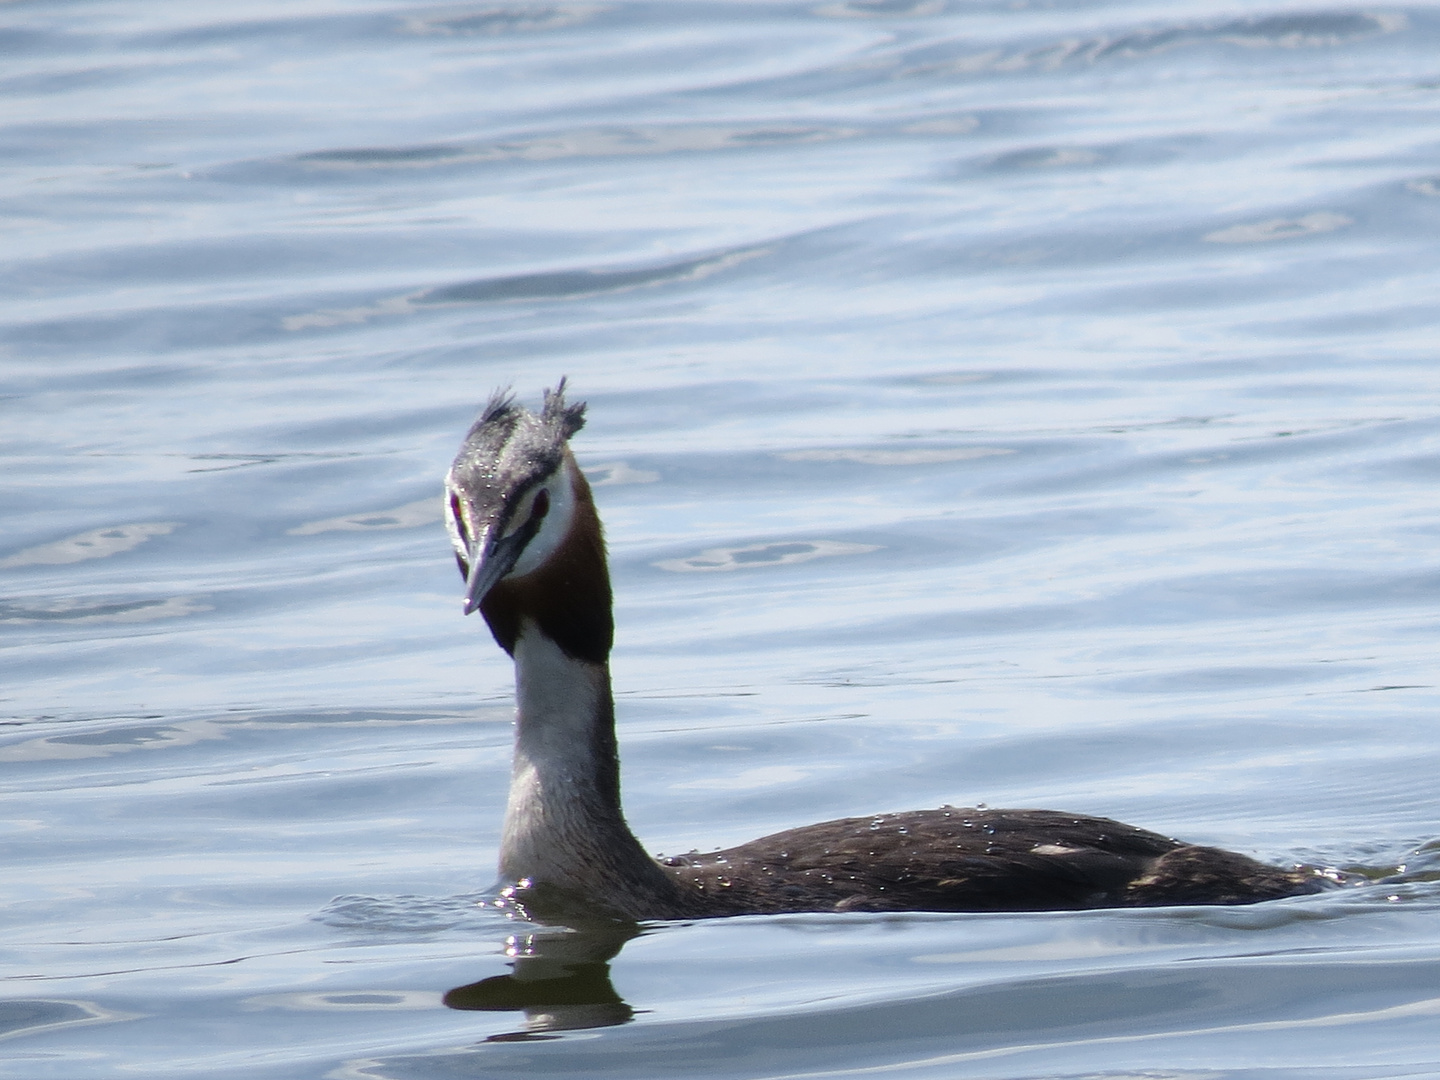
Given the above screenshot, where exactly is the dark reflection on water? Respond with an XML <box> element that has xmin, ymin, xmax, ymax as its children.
<box><xmin>443</xmin><ymin>923</ymin><xmax>640</xmax><ymax>1040</ymax></box>
<box><xmin>0</xmin><ymin>998</ymin><xmax>108</xmax><ymax>1040</ymax></box>
<box><xmin>342</xmin><ymin>886</ymin><xmax>1440</xmax><ymax>1080</ymax></box>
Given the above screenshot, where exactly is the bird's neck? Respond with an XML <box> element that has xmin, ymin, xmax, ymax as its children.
<box><xmin>499</xmin><ymin>625</ymin><xmax>688</xmax><ymax>919</ymax></box>
<box><xmin>482</xmin><ymin>467</ymin><xmax>699</xmax><ymax>919</ymax></box>
<box><xmin>500</xmin><ymin>624</ymin><xmax>616</xmax><ymax>867</ymax></box>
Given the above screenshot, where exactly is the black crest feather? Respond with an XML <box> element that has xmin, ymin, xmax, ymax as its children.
<box><xmin>479</xmin><ymin>387</ymin><xmax>517</xmax><ymax>425</ymax></box>
<box><xmin>542</xmin><ymin>377</ymin><xmax>586</xmax><ymax>439</ymax></box>
<box><xmin>455</xmin><ymin>380</ymin><xmax>583</xmax><ymax>483</ymax></box>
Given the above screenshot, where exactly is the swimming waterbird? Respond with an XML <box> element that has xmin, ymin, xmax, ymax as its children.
<box><xmin>445</xmin><ymin>382</ymin><xmax>1330</xmax><ymax>921</ymax></box>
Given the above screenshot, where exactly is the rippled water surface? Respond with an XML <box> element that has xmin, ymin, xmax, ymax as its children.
<box><xmin>6</xmin><ymin>1</ymin><xmax>1440</xmax><ymax>1077</ymax></box>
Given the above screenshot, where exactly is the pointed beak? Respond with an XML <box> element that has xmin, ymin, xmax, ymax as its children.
<box><xmin>461</xmin><ymin>526</ymin><xmax>528</xmax><ymax>615</ymax></box>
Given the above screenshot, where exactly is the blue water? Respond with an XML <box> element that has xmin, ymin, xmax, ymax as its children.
<box><xmin>5</xmin><ymin>1</ymin><xmax>1440</xmax><ymax>1076</ymax></box>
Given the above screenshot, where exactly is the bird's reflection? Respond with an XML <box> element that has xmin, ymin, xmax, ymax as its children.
<box><xmin>443</xmin><ymin>920</ymin><xmax>641</xmax><ymax>1040</ymax></box>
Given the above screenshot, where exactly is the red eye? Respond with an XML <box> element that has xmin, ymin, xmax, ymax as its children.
<box><xmin>533</xmin><ymin>489</ymin><xmax>550</xmax><ymax>520</ymax></box>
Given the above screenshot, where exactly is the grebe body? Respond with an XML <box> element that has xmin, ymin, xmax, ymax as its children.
<box><xmin>445</xmin><ymin>383</ymin><xmax>1326</xmax><ymax>921</ymax></box>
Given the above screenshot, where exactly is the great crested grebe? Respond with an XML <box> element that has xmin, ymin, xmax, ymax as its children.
<box><xmin>445</xmin><ymin>382</ymin><xmax>1328</xmax><ymax>921</ymax></box>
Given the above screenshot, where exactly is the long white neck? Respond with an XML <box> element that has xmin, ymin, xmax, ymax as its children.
<box><xmin>498</xmin><ymin>622</ymin><xmax>690</xmax><ymax>919</ymax></box>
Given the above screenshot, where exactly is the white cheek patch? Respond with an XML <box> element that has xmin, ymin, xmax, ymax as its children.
<box><xmin>502</xmin><ymin>488</ymin><xmax>538</xmax><ymax>539</ymax></box>
<box><xmin>510</xmin><ymin>461</ymin><xmax>577</xmax><ymax>580</ymax></box>
<box><xmin>443</xmin><ymin>480</ymin><xmax>470</xmax><ymax>559</ymax></box>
